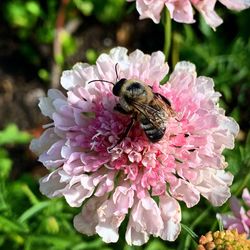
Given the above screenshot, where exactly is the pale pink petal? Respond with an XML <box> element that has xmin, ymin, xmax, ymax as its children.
<box><xmin>193</xmin><ymin>169</ymin><xmax>233</xmax><ymax>206</ymax></box>
<box><xmin>136</xmin><ymin>0</ymin><xmax>165</xmax><ymax>23</ymax></box>
<box><xmin>217</xmin><ymin>214</ymin><xmax>247</xmax><ymax>234</ymax></box>
<box><xmin>74</xmin><ymin>195</ymin><xmax>108</xmax><ymax>236</ymax></box>
<box><xmin>95</xmin><ymin>224</ymin><xmax>120</xmax><ymax>243</ymax></box>
<box><xmin>128</xmin><ymin>0</ymin><xmax>250</xmax><ymax>28</ymax></box>
<box><xmin>93</xmin><ymin>171</ymin><xmax>115</xmax><ymax>197</ymax></box>
<box><xmin>170</xmin><ymin>179</ymin><xmax>200</xmax><ymax>208</ymax></box>
<box><xmin>242</xmin><ymin>188</ymin><xmax>250</xmax><ymax>207</ymax></box>
<box><xmin>112</xmin><ymin>185</ymin><xmax>134</xmax><ymax>215</ymax></box>
<box><xmin>109</xmin><ymin>47</ymin><xmax>129</xmax><ymax>65</ymax></box>
<box><xmin>165</xmin><ymin>0</ymin><xmax>195</xmax><ymax>23</ymax></box>
<box><xmin>159</xmin><ymin>194</ymin><xmax>181</xmax><ymax>241</ymax></box>
<box><xmin>38</xmin><ymin>139</ymin><xmax>65</xmax><ymax>168</ymax></box>
<box><xmin>61</xmin><ymin>62</ymin><xmax>96</xmax><ymax>90</ymax></box>
<box><xmin>129</xmin><ymin>196</ymin><xmax>164</xmax><ymax>236</ymax></box>
<box><xmin>39</xmin><ymin>170</ymin><xmax>66</xmax><ymax>198</ymax></box>
<box><xmin>63</xmin><ymin>175</ymin><xmax>95</xmax><ymax>207</ymax></box>
<box><xmin>230</xmin><ymin>196</ymin><xmax>243</xmax><ymax>218</ymax></box>
<box><xmin>125</xmin><ymin>220</ymin><xmax>149</xmax><ymax>246</ymax></box>
<box><xmin>192</xmin><ymin>0</ymin><xmax>223</xmax><ymax>29</ymax></box>
<box><xmin>96</xmin><ymin>200</ymin><xmax>124</xmax><ymax>243</ymax></box>
<box><xmin>38</xmin><ymin>89</ymin><xmax>66</xmax><ymax>118</ymax></box>
<box><xmin>95</xmin><ymin>185</ymin><xmax>134</xmax><ymax>243</ymax></box>
<box><xmin>30</xmin><ymin>128</ymin><xmax>61</xmax><ymax>156</ymax></box>
<box><xmin>148</xmin><ymin>51</ymin><xmax>169</xmax><ymax>83</ymax></box>
<box><xmin>219</xmin><ymin>0</ymin><xmax>250</xmax><ymax>10</ymax></box>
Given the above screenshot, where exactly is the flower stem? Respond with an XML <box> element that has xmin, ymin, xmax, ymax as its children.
<box><xmin>163</xmin><ymin>9</ymin><xmax>172</xmax><ymax>60</ymax></box>
<box><xmin>180</xmin><ymin>207</ymin><xmax>212</xmax><ymax>250</ymax></box>
<box><xmin>235</xmin><ymin>169</ymin><xmax>250</xmax><ymax>196</ymax></box>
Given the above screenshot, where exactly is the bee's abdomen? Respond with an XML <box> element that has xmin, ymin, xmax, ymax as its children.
<box><xmin>140</xmin><ymin>120</ymin><xmax>166</xmax><ymax>142</ymax></box>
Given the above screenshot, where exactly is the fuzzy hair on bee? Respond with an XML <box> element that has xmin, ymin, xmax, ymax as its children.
<box><xmin>112</xmin><ymin>78</ymin><xmax>174</xmax><ymax>142</ymax></box>
<box><xmin>88</xmin><ymin>65</ymin><xmax>175</xmax><ymax>149</ymax></box>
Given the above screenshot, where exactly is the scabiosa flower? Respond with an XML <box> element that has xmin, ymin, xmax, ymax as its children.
<box><xmin>30</xmin><ymin>47</ymin><xmax>239</xmax><ymax>245</ymax></box>
<box><xmin>197</xmin><ymin>229</ymin><xmax>250</xmax><ymax>250</ymax></box>
<box><xmin>127</xmin><ymin>0</ymin><xmax>250</xmax><ymax>29</ymax></box>
<box><xmin>217</xmin><ymin>188</ymin><xmax>250</xmax><ymax>237</ymax></box>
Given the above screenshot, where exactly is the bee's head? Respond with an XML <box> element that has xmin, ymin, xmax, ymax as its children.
<box><xmin>112</xmin><ymin>78</ymin><xmax>127</xmax><ymax>96</ymax></box>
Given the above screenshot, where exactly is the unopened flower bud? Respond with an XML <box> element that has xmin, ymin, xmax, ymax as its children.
<box><xmin>45</xmin><ymin>216</ymin><xmax>59</xmax><ymax>234</ymax></box>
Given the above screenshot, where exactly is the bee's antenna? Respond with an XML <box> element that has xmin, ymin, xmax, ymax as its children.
<box><xmin>88</xmin><ymin>63</ymin><xmax>119</xmax><ymax>85</ymax></box>
<box><xmin>115</xmin><ymin>63</ymin><xmax>119</xmax><ymax>82</ymax></box>
<box><xmin>88</xmin><ymin>79</ymin><xmax>115</xmax><ymax>85</ymax></box>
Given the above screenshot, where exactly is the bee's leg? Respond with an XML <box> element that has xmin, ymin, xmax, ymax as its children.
<box><xmin>107</xmin><ymin>115</ymin><xmax>136</xmax><ymax>152</ymax></box>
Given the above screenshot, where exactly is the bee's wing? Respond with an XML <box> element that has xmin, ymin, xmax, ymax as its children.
<box><xmin>131</xmin><ymin>95</ymin><xmax>172</xmax><ymax>131</ymax></box>
<box><xmin>154</xmin><ymin>93</ymin><xmax>175</xmax><ymax>117</ymax></box>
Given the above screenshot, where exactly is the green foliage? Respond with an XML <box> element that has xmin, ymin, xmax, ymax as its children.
<box><xmin>73</xmin><ymin>0</ymin><xmax>94</xmax><ymax>16</ymax></box>
<box><xmin>4</xmin><ymin>0</ymin><xmax>41</xmax><ymax>29</ymax></box>
<box><xmin>0</xmin><ymin>169</ymin><xmax>107</xmax><ymax>250</ymax></box>
<box><xmin>145</xmin><ymin>240</ymin><xmax>169</xmax><ymax>250</ymax></box>
<box><xmin>2</xmin><ymin>0</ymin><xmax>56</xmax><ymax>41</ymax></box>
<box><xmin>0</xmin><ymin>124</ymin><xmax>31</xmax><ymax>146</ymax></box>
<box><xmin>241</xmin><ymin>131</ymin><xmax>250</xmax><ymax>167</ymax></box>
<box><xmin>38</xmin><ymin>68</ymin><xmax>50</xmax><ymax>81</ymax></box>
<box><xmin>74</xmin><ymin>0</ymin><xmax>125</xmax><ymax>23</ymax></box>
<box><xmin>55</xmin><ymin>30</ymin><xmax>77</xmax><ymax>66</ymax></box>
<box><xmin>85</xmin><ymin>49</ymin><xmax>99</xmax><ymax>64</ymax></box>
<box><xmin>0</xmin><ymin>124</ymin><xmax>32</xmax><ymax>182</ymax></box>
<box><xmin>0</xmin><ymin>148</ymin><xmax>12</xmax><ymax>180</ymax></box>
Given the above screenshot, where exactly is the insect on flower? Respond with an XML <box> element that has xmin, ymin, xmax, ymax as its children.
<box><xmin>88</xmin><ymin>64</ymin><xmax>175</xmax><ymax>150</ymax></box>
<box><xmin>30</xmin><ymin>47</ymin><xmax>239</xmax><ymax>246</ymax></box>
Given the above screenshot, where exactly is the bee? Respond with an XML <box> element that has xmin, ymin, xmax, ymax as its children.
<box><xmin>89</xmin><ymin>65</ymin><xmax>175</xmax><ymax>149</ymax></box>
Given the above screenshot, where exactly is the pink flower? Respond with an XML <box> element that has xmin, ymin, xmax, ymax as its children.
<box><xmin>30</xmin><ymin>47</ymin><xmax>239</xmax><ymax>245</ymax></box>
<box><xmin>127</xmin><ymin>0</ymin><xmax>250</xmax><ymax>29</ymax></box>
<box><xmin>217</xmin><ymin>188</ymin><xmax>250</xmax><ymax>237</ymax></box>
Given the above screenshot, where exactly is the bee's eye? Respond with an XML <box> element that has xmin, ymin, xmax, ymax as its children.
<box><xmin>113</xmin><ymin>78</ymin><xmax>126</xmax><ymax>96</ymax></box>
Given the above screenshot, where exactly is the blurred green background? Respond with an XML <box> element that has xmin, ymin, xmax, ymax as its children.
<box><xmin>0</xmin><ymin>0</ymin><xmax>250</xmax><ymax>249</ymax></box>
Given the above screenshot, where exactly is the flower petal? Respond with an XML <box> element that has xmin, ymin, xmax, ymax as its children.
<box><xmin>159</xmin><ymin>194</ymin><xmax>181</xmax><ymax>241</ymax></box>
